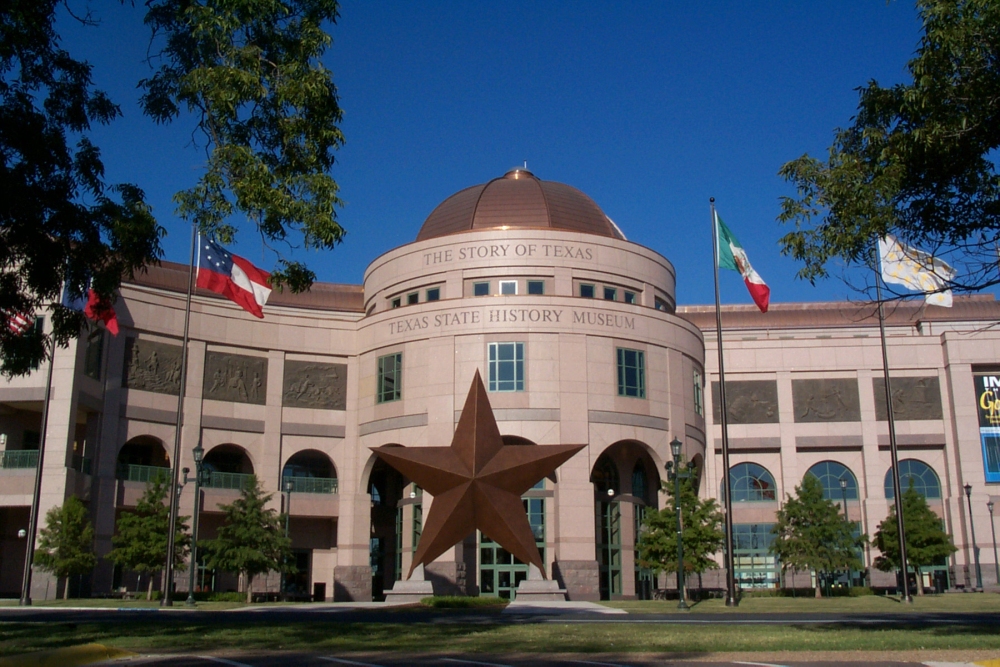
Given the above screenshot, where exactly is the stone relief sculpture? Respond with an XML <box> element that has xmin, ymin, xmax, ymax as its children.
<box><xmin>203</xmin><ymin>352</ymin><xmax>267</xmax><ymax>405</ymax></box>
<box><xmin>283</xmin><ymin>361</ymin><xmax>347</xmax><ymax>410</ymax></box>
<box><xmin>123</xmin><ymin>338</ymin><xmax>183</xmax><ymax>395</ymax></box>
<box><xmin>792</xmin><ymin>378</ymin><xmax>861</xmax><ymax>422</ymax></box>
<box><xmin>873</xmin><ymin>376</ymin><xmax>943</xmax><ymax>421</ymax></box>
<box><xmin>711</xmin><ymin>381</ymin><xmax>779</xmax><ymax>424</ymax></box>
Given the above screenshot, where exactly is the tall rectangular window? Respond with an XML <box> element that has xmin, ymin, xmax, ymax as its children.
<box><xmin>488</xmin><ymin>342</ymin><xmax>524</xmax><ymax>392</ymax></box>
<box><xmin>499</xmin><ymin>280</ymin><xmax>517</xmax><ymax>295</ymax></box>
<box><xmin>616</xmin><ymin>348</ymin><xmax>645</xmax><ymax>398</ymax></box>
<box><xmin>473</xmin><ymin>282</ymin><xmax>489</xmax><ymax>297</ymax></box>
<box><xmin>527</xmin><ymin>280</ymin><xmax>544</xmax><ymax>295</ymax></box>
<box><xmin>377</xmin><ymin>353</ymin><xmax>402</xmax><ymax>403</ymax></box>
<box><xmin>83</xmin><ymin>331</ymin><xmax>104</xmax><ymax>380</ymax></box>
<box><xmin>693</xmin><ymin>370</ymin><xmax>704</xmax><ymax>416</ymax></box>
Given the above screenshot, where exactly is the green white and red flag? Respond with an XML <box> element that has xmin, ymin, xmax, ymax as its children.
<box><xmin>715</xmin><ymin>211</ymin><xmax>770</xmax><ymax>313</ymax></box>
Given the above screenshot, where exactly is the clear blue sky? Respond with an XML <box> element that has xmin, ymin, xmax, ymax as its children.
<box><xmin>60</xmin><ymin>1</ymin><xmax>925</xmax><ymax>307</ymax></box>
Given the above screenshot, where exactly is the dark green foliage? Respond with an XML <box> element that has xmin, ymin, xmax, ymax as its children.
<box><xmin>104</xmin><ymin>473</ymin><xmax>190</xmax><ymax>600</ymax></box>
<box><xmin>1</xmin><ymin>0</ymin><xmax>345</xmax><ymax>375</ymax></box>
<box><xmin>778</xmin><ymin>0</ymin><xmax>1000</xmax><ymax>293</ymax></box>
<box><xmin>140</xmin><ymin>0</ymin><xmax>345</xmax><ymax>291</ymax></box>
<box><xmin>0</xmin><ymin>0</ymin><xmax>162</xmax><ymax>376</ymax></box>
<box><xmin>420</xmin><ymin>596</ymin><xmax>508</xmax><ymax>608</ymax></box>
<box><xmin>873</xmin><ymin>482</ymin><xmax>956</xmax><ymax>593</ymax></box>
<box><xmin>33</xmin><ymin>496</ymin><xmax>97</xmax><ymax>598</ymax></box>
<box><xmin>636</xmin><ymin>473</ymin><xmax>725</xmax><ymax>585</ymax></box>
<box><xmin>199</xmin><ymin>475</ymin><xmax>292</xmax><ymax>603</ymax></box>
<box><xmin>770</xmin><ymin>475</ymin><xmax>865</xmax><ymax>598</ymax></box>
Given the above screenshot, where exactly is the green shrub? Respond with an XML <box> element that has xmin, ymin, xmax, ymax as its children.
<box><xmin>848</xmin><ymin>586</ymin><xmax>874</xmax><ymax>597</ymax></box>
<box><xmin>420</xmin><ymin>596</ymin><xmax>508</xmax><ymax>608</ymax></box>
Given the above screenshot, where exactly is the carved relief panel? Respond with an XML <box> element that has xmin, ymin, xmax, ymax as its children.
<box><xmin>282</xmin><ymin>361</ymin><xmax>347</xmax><ymax>410</ymax></box>
<box><xmin>873</xmin><ymin>376</ymin><xmax>943</xmax><ymax>421</ymax></box>
<box><xmin>711</xmin><ymin>380</ymin><xmax>779</xmax><ymax>424</ymax></box>
<box><xmin>792</xmin><ymin>378</ymin><xmax>861</xmax><ymax>422</ymax></box>
<box><xmin>122</xmin><ymin>338</ymin><xmax>183</xmax><ymax>395</ymax></box>
<box><xmin>203</xmin><ymin>352</ymin><xmax>267</xmax><ymax>405</ymax></box>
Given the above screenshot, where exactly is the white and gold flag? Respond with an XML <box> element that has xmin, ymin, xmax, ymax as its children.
<box><xmin>878</xmin><ymin>235</ymin><xmax>955</xmax><ymax>307</ymax></box>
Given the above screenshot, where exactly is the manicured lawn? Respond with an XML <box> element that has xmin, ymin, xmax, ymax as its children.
<box><xmin>0</xmin><ymin>598</ymin><xmax>244</xmax><ymax>610</ymax></box>
<box><xmin>2</xmin><ymin>619</ymin><xmax>1000</xmax><ymax>657</ymax></box>
<box><xmin>603</xmin><ymin>592</ymin><xmax>1000</xmax><ymax>614</ymax></box>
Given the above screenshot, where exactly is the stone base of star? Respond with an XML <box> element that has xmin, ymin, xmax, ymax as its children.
<box><xmin>383</xmin><ymin>578</ymin><xmax>435</xmax><ymax>604</ymax></box>
<box><xmin>513</xmin><ymin>564</ymin><xmax>568</xmax><ymax>601</ymax></box>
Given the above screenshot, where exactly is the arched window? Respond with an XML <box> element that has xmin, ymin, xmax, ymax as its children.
<box><xmin>631</xmin><ymin>461</ymin><xmax>648</xmax><ymax>505</ymax></box>
<box><xmin>884</xmin><ymin>459</ymin><xmax>941</xmax><ymax>499</ymax></box>
<box><xmin>592</xmin><ymin>456</ymin><xmax>619</xmax><ymax>496</ymax></box>
<box><xmin>724</xmin><ymin>463</ymin><xmax>777</xmax><ymax>502</ymax></box>
<box><xmin>805</xmin><ymin>461</ymin><xmax>859</xmax><ymax>501</ymax></box>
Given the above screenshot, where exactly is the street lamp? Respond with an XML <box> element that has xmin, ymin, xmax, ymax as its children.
<box><xmin>281</xmin><ymin>479</ymin><xmax>293</xmax><ymax>600</ymax></box>
<box><xmin>665</xmin><ymin>437</ymin><xmax>696</xmax><ymax>610</ymax></box>
<box><xmin>184</xmin><ymin>444</ymin><xmax>205</xmax><ymax>607</ymax></box>
<box><xmin>988</xmin><ymin>500</ymin><xmax>999</xmax><ymax>588</ymax></box>
<box><xmin>965</xmin><ymin>484</ymin><xmax>983</xmax><ymax>591</ymax></box>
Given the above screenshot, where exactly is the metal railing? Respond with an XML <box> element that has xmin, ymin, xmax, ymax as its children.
<box><xmin>282</xmin><ymin>476</ymin><xmax>338</xmax><ymax>494</ymax></box>
<box><xmin>0</xmin><ymin>450</ymin><xmax>39</xmax><ymax>469</ymax></box>
<box><xmin>117</xmin><ymin>463</ymin><xmax>170</xmax><ymax>483</ymax></box>
<box><xmin>204</xmin><ymin>471</ymin><xmax>255</xmax><ymax>490</ymax></box>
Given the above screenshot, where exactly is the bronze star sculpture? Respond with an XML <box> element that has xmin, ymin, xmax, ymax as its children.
<box><xmin>372</xmin><ymin>371</ymin><xmax>584</xmax><ymax>579</ymax></box>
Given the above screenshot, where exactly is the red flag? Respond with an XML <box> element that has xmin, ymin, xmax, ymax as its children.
<box><xmin>4</xmin><ymin>310</ymin><xmax>33</xmax><ymax>335</ymax></box>
<box><xmin>197</xmin><ymin>238</ymin><xmax>272</xmax><ymax>318</ymax></box>
<box><xmin>84</xmin><ymin>290</ymin><xmax>119</xmax><ymax>335</ymax></box>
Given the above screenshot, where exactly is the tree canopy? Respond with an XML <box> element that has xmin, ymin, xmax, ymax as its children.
<box><xmin>872</xmin><ymin>482</ymin><xmax>956</xmax><ymax>595</ymax></box>
<box><xmin>778</xmin><ymin>0</ymin><xmax>1000</xmax><ymax>296</ymax></box>
<box><xmin>104</xmin><ymin>473</ymin><xmax>190</xmax><ymax>600</ymax></box>
<box><xmin>198</xmin><ymin>475</ymin><xmax>292</xmax><ymax>603</ymax></box>
<box><xmin>0</xmin><ymin>0</ymin><xmax>344</xmax><ymax>375</ymax></box>
<box><xmin>636</xmin><ymin>470</ymin><xmax>724</xmax><ymax>598</ymax></box>
<box><xmin>33</xmin><ymin>495</ymin><xmax>97</xmax><ymax>598</ymax></box>
<box><xmin>770</xmin><ymin>475</ymin><xmax>865</xmax><ymax>598</ymax></box>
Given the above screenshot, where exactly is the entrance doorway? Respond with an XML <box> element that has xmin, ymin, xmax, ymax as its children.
<box><xmin>479</xmin><ymin>497</ymin><xmax>545</xmax><ymax>600</ymax></box>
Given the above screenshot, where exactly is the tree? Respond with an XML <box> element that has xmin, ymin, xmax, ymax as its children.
<box><xmin>33</xmin><ymin>496</ymin><xmax>97</xmax><ymax>599</ymax></box>
<box><xmin>199</xmin><ymin>475</ymin><xmax>292</xmax><ymax>603</ymax></box>
<box><xmin>770</xmin><ymin>475</ymin><xmax>865</xmax><ymax>598</ymax></box>
<box><xmin>777</xmin><ymin>0</ymin><xmax>1000</xmax><ymax>296</ymax></box>
<box><xmin>636</xmin><ymin>474</ymin><xmax>725</xmax><ymax>600</ymax></box>
<box><xmin>105</xmin><ymin>473</ymin><xmax>190</xmax><ymax>600</ymax></box>
<box><xmin>1</xmin><ymin>0</ymin><xmax>344</xmax><ymax>375</ymax></box>
<box><xmin>872</xmin><ymin>482</ymin><xmax>956</xmax><ymax>595</ymax></box>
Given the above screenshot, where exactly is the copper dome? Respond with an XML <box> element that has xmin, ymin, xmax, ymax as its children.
<box><xmin>416</xmin><ymin>168</ymin><xmax>626</xmax><ymax>242</ymax></box>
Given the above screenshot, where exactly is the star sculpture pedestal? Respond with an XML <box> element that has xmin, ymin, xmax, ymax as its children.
<box><xmin>374</xmin><ymin>370</ymin><xmax>584</xmax><ymax>600</ymax></box>
<box><xmin>383</xmin><ymin>564</ymin><xmax>434</xmax><ymax>604</ymax></box>
<box><xmin>513</xmin><ymin>564</ymin><xmax>569</xmax><ymax>602</ymax></box>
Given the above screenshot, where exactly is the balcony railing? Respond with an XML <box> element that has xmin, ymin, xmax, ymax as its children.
<box><xmin>205</xmin><ymin>471</ymin><xmax>255</xmax><ymax>490</ymax></box>
<box><xmin>282</xmin><ymin>476</ymin><xmax>338</xmax><ymax>494</ymax></box>
<box><xmin>118</xmin><ymin>464</ymin><xmax>170</xmax><ymax>483</ymax></box>
<box><xmin>0</xmin><ymin>450</ymin><xmax>39</xmax><ymax>469</ymax></box>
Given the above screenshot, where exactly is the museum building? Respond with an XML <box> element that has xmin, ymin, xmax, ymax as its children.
<box><xmin>0</xmin><ymin>167</ymin><xmax>996</xmax><ymax>601</ymax></box>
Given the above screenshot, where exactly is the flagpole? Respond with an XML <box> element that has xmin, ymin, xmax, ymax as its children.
<box><xmin>19</xmin><ymin>332</ymin><xmax>57</xmax><ymax>606</ymax></box>
<box><xmin>874</xmin><ymin>240</ymin><xmax>912</xmax><ymax>603</ymax></box>
<box><xmin>711</xmin><ymin>198</ymin><xmax>738</xmax><ymax>607</ymax></box>
<box><xmin>162</xmin><ymin>225</ymin><xmax>197</xmax><ymax>606</ymax></box>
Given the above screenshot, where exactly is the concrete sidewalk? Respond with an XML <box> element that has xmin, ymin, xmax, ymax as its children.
<box><xmin>502</xmin><ymin>600</ymin><xmax>627</xmax><ymax>615</ymax></box>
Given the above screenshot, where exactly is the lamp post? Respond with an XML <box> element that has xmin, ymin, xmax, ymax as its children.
<box><xmin>281</xmin><ymin>479</ymin><xmax>293</xmax><ymax>600</ymax></box>
<box><xmin>965</xmin><ymin>484</ymin><xmax>983</xmax><ymax>591</ymax></box>
<box><xmin>988</xmin><ymin>500</ymin><xmax>999</xmax><ymax>588</ymax></box>
<box><xmin>184</xmin><ymin>444</ymin><xmax>205</xmax><ymax>607</ymax></box>
<box><xmin>665</xmin><ymin>437</ymin><xmax>695</xmax><ymax>610</ymax></box>
<box><xmin>839</xmin><ymin>477</ymin><xmax>851</xmax><ymax>592</ymax></box>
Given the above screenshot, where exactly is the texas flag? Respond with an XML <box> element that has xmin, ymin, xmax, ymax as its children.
<box><xmin>197</xmin><ymin>238</ymin><xmax>272</xmax><ymax>318</ymax></box>
<box><xmin>63</xmin><ymin>282</ymin><xmax>119</xmax><ymax>335</ymax></box>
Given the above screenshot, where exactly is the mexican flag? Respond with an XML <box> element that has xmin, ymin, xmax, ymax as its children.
<box><xmin>715</xmin><ymin>212</ymin><xmax>770</xmax><ymax>313</ymax></box>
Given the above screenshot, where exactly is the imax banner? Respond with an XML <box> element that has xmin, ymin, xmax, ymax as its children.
<box><xmin>975</xmin><ymin>374</ymin><xmax>1000</xmax><ymax>483</ymax></box>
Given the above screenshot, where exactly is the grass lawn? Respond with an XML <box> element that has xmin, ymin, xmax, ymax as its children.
<box><xmin>2</xmin><ymin>619</ymin><xmax>1000</xmax><ymax>657</ymax></box>
<box><xmin>604</xmin><ymin>592</ymin><xmax>1000</xmax><ymax>614</ymax></box>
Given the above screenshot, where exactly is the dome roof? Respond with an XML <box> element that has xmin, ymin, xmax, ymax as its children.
<box><xmin>416</xmin><ymin>168</ymin><xmax>626</xmax><ymax>242</ymax></box>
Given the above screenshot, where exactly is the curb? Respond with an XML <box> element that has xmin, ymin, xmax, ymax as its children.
<box><xmin>0</xmin><ymin>643</ymin><xmax>135</xmax><ymax>667</ymax></box>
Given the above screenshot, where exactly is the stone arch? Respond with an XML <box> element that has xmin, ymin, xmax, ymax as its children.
<box><xmin>283</xmin><ymin>449</ymin><xmax>337</xmax><ymax>479</ymax></box>
<box><xmin>884</xmin><ymin>459</ymin><xmax>942</xmax><ymax>499</ymax></box>
<box><xmin>363</xmin><ymin>444</ymin><xmax>408</xmax><ymax>601</ymax></box>
<box><xmin>203</xmin><ymin>443</ymin><xmax>254</xmax><ymax>475</ymax></box>
<box><xmin>116</xmin><ymin>436</ymin><xmax>170</xmax><ymax>479</ymax></box>
<box><xmin>805</xmin><ymin>460</ymin><xmax>859</xmax><ymax>501</ymax></box>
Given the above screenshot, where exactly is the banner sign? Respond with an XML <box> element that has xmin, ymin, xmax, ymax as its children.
<box><xmin>974</xmin><ymin>375</ymin><xmax>1000</xmax><ymax>483</ymax></box>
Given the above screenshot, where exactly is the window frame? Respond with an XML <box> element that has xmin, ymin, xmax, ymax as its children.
<box><xmin>624</xmin><ymin>291</ymin><xmax>637</xmax><ymax>304</ymax></box>
<box><xmin>473</xmin><ymin>282</ymin><xmax>490</xmax><ymax>297</ymax></box>
<box><xmin>616</xmin><ymin>347</ymin><xmax>646</xmax><ymax>398</ymax></box>
<box><xmin>603</xmin><ymin>287</ymin><xmax>617</xmax><ymax>301</ymax></box>
<box><xmin>391</xmin><ymin>298</ymin><xmax>401</xmax><ymax>309</ymax></box>
<box><xmin>499</xmin><ymin>280</ymin><xmax>517</xmax><ymax>295</ymax></box>
<box><xmin>527</xmin><ymin>280</ymin><xmax>544</xmax><ymax>295</ymax></box>
<box><xmin>426</xmin><ymin>287</ymin><xmax>441</xmax><ymax>302</ymax></box>
<box><xmin>488</xmin><ymin>342</ymin><xmax>525</xmax><ymax>392</ymax></box>
<box><xmin>406</xmin><ymin>292</ymin><xmax>419</xmax><ymax>305</ymax></box>
<box><xmin>376</xmin><ymin>353</ymin><xmax>402</xmax><ymax>404</ymax></box>
<box><xmin>693</xmin><ymin>369</ymin><xmax>704</xmax><ymax>417</ymax></box>
<box><xmin>580</xmin><ymin>283</ymin><xmax>596</xmax><ymax>298</ymax></box>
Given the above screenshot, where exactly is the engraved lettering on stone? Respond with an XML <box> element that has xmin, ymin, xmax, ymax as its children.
<box><xmin>283</xmin><ymin>361</ymin><xmax>347</xmax><ymax>410</ymax></box>
<box><xmin>792</xmin><ymin>379</ymin><xmax>861</xmax><ymax>423</ymax></box>
<box><xmin>711</xmin><ymin>381</ymin><xmax>779</xmax><ymax>424</ymax></box>
<box><xmin>873</xmin><ymin>376</ymin><xmax>943</xmax><ymax>421</ymax></box>
<box><xmin>203</xmin><ymin>352</ymin><xmax>267</xmax><ymax>405</ymax></box>
<box><xmin>123</xmin><ymin>338</ymin><xmax>183</xmax><ymax>395</ymax></box>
